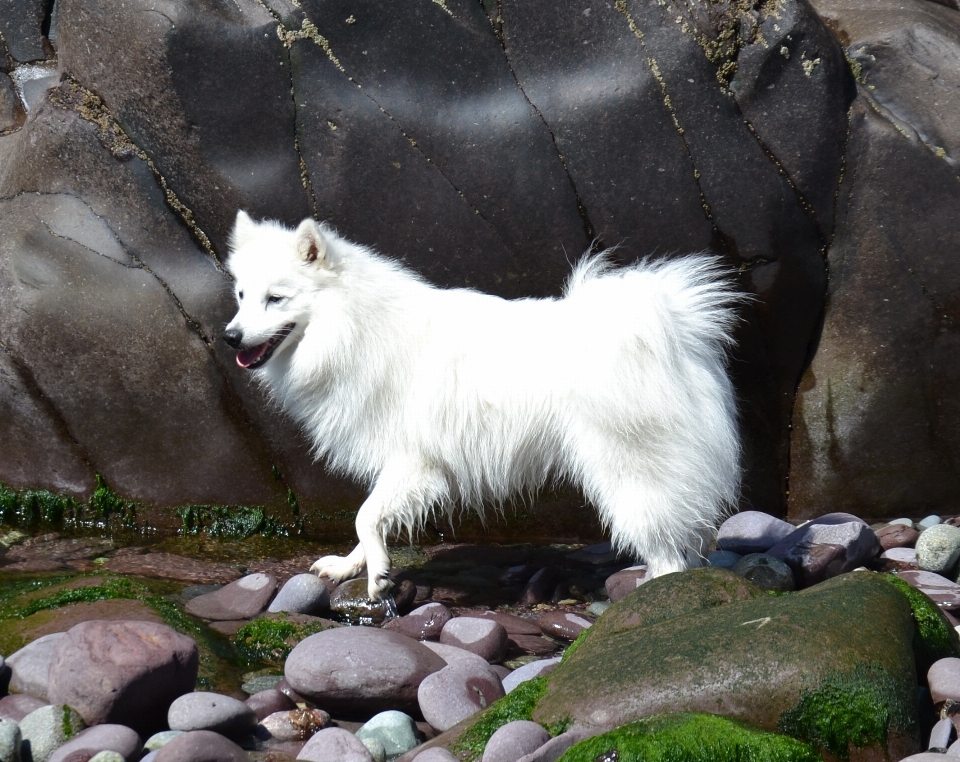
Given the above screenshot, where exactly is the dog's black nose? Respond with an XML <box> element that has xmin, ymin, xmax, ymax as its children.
<box><xmin>222</xmin><ymin>328</ymin><xmax>243</xmax><ymax>349</ymax></box>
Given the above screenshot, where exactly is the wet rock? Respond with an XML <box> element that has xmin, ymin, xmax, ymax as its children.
<box><xmin>502</xmin><ymin>635</ymin><xmax>559</xmax><ymax>659</ymax></box>
<box><xmin>184</xmin><ymin>573</ymin><xmax>278</xmax><ymax>621</ymax></box>
<box><xmin>152</xmin><ymin>730</ymin><xmax>251</xmax><ymax>762</ymax></box>
<box><xmin>355</xmin><ymin>711</ymin><xmax>420</xmax><ymax>760</ymax></box>
<box><xmin>259</xmin><ymin>708</ymin><xmax>331</xmax><ymax>741</ymax></box>
<box><xmin>284</xmin><ymin>626</ymin><xmax>446</xmax><ymax>715</ymax></box>
<box><xmin>876</xmin><ymin>524</ymin><xmax>921</xmax><ymax>551</ymax></box>
<box><xmin>7</xmin><ymin>633</ymin><xmax>63</xmax><ymax>700</ymax></box>
<box><xmin>46</xmin><ymin>724</ymin><xmax>143</xmax><ymax>762</ymax></box>
<box><xmin>731</xmin><ymin>553</ymin><xmax>796</xmax><ymax>592</ymax></box>
<box><xmin>382</xmin><ymin>603</ymin><xmax>452</xmax><ymax>641</ymax></box>
<box><xmin>296</xmin><ymin>727</ymin><xmax>374</xmax><ymax>762</ymax></box>
<box><xmin>46</xmin><ymin>620</ymin><xmax>199</xmax><ymax>735</ymax></box>
<box><xmin>0</xmin><ymin>694</ymin><xmax>47</xmax><ymax>722</ymax></box>
<box><xmin>706</xmin><ymin>550</ymin><xmax>742</xmax><ymax>570</ymax></box>
<box><xmin>880</xmin><ymin>547</ymin><xmax>918</xmax><ymax>570</ymax></box>
<box><xmin>716</xmin><ymin>511</ymin><xmax>796</xmax><ymax>555</ymax></box>
<box><xmin>267</xmin><ymin>574</ymin><xmax>330</xmax><ymax>617</ymax></box>
<box><xmin>536</xmin><ymin>612</ymin><xmax>592</xmax><ymax>642</ymax></box>
<box><xmin>917</xmin><ymin>525</ymin><xmax>960</xmax><ymax>576</ymax></box>
<box><xmin>103</xmin><ymin>555</ymin><xmax>242</xmax><ymax>585</ymax></box>
<box><xmin>766</xmin><ymin>513</ymin><xmax>881</xmax><ymax>587</ymax></box>
<box><xmin>329</xmin><ymin>579</ymin><xmax>394</xmax><ymax>625</ymax></box>
<box><xmin>245</xmin><ymin>689</ymin><xmax>296</xmax><ymax>722</ymax></box>
<box><xmin>501</xmin><ymin>658</ymin><xmax>561</xmax><ymax>694</ymax></box>
<box><xmin>604</xmin><ymin>567</ymin><xmax>648</xmax><ymax>602</ymax></box>
<box><xmin>417</xmin><ymin>660</ymin><xmax>505</xmax><ymax>732</ymax></box>
<box><xmin>167</xmin><ymin>692</ymin><xmax>258</xmax><ymax>739</ymax></box>
<box><xmin>897</xmin><ymin>570</ymin><xmax>960</xmax><ymax>612</ymax></box>
<box><xmin>520</xmin><ymin>569</ymin><xmax>559</xmax><ymax>606</ymax></box>
<box><xmin>476</xmin><ymin>612</ymin><xmax>542</xmax><ymax>637</ymax></box>
<box><xmin>439</xmin><ymin>618</ymin><xmax>507</xmax><ymax>663</ymax></box>
<box><xmin>19</xmin><ymin>705</ymin><xmax>86</xmax><ymax>762</ymax></box>
<box><xmin>481</xmin><ymin>720</ymin><xmax>550</xmax><ymax>762</ymax></box>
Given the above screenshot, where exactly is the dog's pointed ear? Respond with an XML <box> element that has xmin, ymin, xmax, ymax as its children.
<box><xmin>295</xmin><ymin>218</ymin><xmax>329</xmax><ymax>265</ymax></box>
<box><xmin>231</xmin><ymin>210</ymin><xmax>258</xmax><ymax>250</ymax></box>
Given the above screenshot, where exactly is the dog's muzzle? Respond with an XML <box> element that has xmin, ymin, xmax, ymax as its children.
<box><xmin>224</xmin><ymin>323</ymin><xmax>296</xmax><ymax>369</ymax></box>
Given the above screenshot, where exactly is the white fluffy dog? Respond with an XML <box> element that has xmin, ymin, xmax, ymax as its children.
<box><xmin>223</xmin><ymin>211</ymin><xmax>742</xmax><ymax>600</ymax></box>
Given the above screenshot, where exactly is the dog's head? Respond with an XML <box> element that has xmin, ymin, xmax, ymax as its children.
<box><xmin>222</xmin><ymin>211</ymin><xmax>338</xmax><ymax>370</ymax></box>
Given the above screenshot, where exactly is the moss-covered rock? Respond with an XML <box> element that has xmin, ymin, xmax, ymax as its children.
<box><xmin>555</xmin><ymin>713</ymin><xmax>821</xmax><ymax>762</ymax></box>
<box><xmin>882</xmin><ymin>573</ymin><xmax>960</xmax><ymax>675</ymax></box>
<box><xmin>232</xmin><ymin>612</ymin><xmax>341</xmax><ymax>667</ymax></box>
<box><xmin>419</xmin><ymin>569</ymin><xmax>923</xmax><ymax>762</ymax></box>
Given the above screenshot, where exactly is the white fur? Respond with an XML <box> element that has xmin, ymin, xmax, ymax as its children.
<box><xmin>225</xmin><ymin>211</ymin><xmax>742</xmax><ymax>600</ymax></box>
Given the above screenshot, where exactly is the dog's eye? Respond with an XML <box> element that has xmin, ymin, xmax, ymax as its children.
<box><xmin>267</xmin><ymin>295</ymin><xmax>285</xmax><ymax>305</ymax></box>
<box><xmin>238</xmin><ymin>291</ymin><xmax>244</xmax><ymax>300</ymax></box>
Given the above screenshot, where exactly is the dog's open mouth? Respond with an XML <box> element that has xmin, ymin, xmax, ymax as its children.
<box><xmin>235</xmin><ymin>324</ymin><xmax>296</xmax><ymax>370</ymax></box>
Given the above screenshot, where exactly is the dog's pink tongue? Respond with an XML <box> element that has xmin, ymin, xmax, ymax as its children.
<box><xmin>236</xmin><ymin>342</ymin><xmax>268</xmax><ymax>369</ymax></box>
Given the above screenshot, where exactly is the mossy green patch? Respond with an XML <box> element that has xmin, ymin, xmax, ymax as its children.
<box><xmin>232</xmin><ymin>614</ymin><xmax>334</xmax><ymax>667</ymax></box>
<box><xmin>452</xmin><ymin>676</ymin><xmax>569</xmax><ymax>761</ymax></box>
<box><xmin>0</xmin><ymin>577</ymin><xmax>139</xmax><ymax>620</ymax></box>
<box><xmin>778</xmin><ymin>664</ymin><xmax>915</xmax><ymax>760</ymax></box>
<box><xmin>561</xmin><ymin>628</ymin><xmax>589</xmax><ymax>663</ymax></box>
<box><xmin>882</xmin><ymin>573</ymin><xmax>960</xmax><ymax>673</ymax></box>
<box><xmin>556</xmin><ymin>713</ymin><xmax>821</xmax><ymax>762</ymax></box>
<box><xmin>177</xmin><ymin>504</ymin><xmax>287</xmax><ymax>539</ymax></box>
<box><xmin>62</xmin><ymin>704</ymin><xmax>77</xmax><ymax>740</ymax></box>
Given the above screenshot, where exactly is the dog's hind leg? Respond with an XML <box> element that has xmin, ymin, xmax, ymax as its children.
<box><xmin>312</xmin><ymin>456</ymin><xmax>448</xmax><ymax>601</ymax></box>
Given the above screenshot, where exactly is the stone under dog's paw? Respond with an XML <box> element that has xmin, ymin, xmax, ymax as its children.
<box><xmin>367</xmin><ymin>573</ymin><xmax>394</xmax><ymax>602</ymax></box>
<box><xmin>310</xmin><ymin>555</ymin><xmax>357</xmax><ymax>585</ymax></box>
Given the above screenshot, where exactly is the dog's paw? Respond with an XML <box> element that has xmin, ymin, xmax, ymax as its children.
<box><xmin>310</xmin><ymin>555</ymin><xmax>360</xmax><ymax>585</ymax></box>
<box><xmin>367</xmin><ymin>573</ymin><xmax>394</xmax><ymax>602</ymax></box>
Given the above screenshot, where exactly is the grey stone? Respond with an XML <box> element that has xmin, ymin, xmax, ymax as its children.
<box><xmin>356</xmin><ymin>711</ymin><xmax>420</xmax><ymax>759</ymax></box>
<box><xmin>0</xmin><ymin>720</ymin><xmax>20</xmax><ymax>762</ymax></box>
<box><xmin>360</xmin><ymin>737</ymin><xmax>386</xmax><ymax>762</ymax></box>
<box><xmin>167</xmin><ymin>692</ymin><xmax>258</xmax><ymax>739</ymax></box>
<box><xmin>7</xmin><ymin>633</ymin><xmax>63</xmax><ymax>700</ymax></box>
<box><xmin>480</xmin><ymin>721</ymin><xmax>550</xmax><ymax>762</ymax></box>
<box><xmin>920</xmin><ymin>516</ymin><xmax>943</xmax><ymax>531</ymax></box>
<box><xmin>267</xmin><ymin>574</ymin><xmax>330</xmax><ymax>616</ymax></box>
<box><xmin>930</xmin><ymin>717</ymin><xmax>954</xmax><ymax>749</ymax></box>
<box><xmin>46</xmin><ymin>620</ymin><xmax>199</xmax><ymax>736</ymax></box>
<box><xmin>929</xmin><ymin>657</ymin><xmax>960</xmax><ymax>704</ymax></box>
<box><xmin>731</xmin><ymin>553</ymin><xmax>796</xmax><ymax>592</ymax></box>
<box><xmin>716</xmin><ymin>511</ymin><xmax>796</xmax><ymax>555</ymax></box>
<box><xmin>47</xmin><ymin>724</ymin><xmax>142</xmax><ymax>762</ymax></box>
<box><xmin>152</xmin><ymin>730</ymin><xmax>251</xmax><ymax>762</ymax></box>
<box><xmin>295</xmin><ymin>727</ymin><xmax>374</xmax><ymax>762</ymax></box>
<box><xmin>87</xmin><ymin>753</ymin><xmax>126</xmax><ymax>762</ymax></box>
<box><xmin>917</xmin><ymin>524</ymin><xmax>960</xmax><ymax>575</ymax></box>
<box><xmin>439</xmin><ymin>618</ymin><xmax>507</xmax><ymax>663</ymax></box>
<box><xmin>586</xmin><ymin>601</ymin><xmax>611</xmax><ymax>618</ymax></box>
<box><xmin>143</xmin><ymin>731</ymin><xmax>185</xmax><ymax>752</ymax></box>
<box><xmin>417</xmin><ymin>661</ymin><xmax>505</xmax><ymax>732</ymax></box>
<box><xmin>707</xmin><ymin>550</ymin><xmax>742</xmax><ymax>569</ymax></box>
<box><xmin>185</xmin><ymin>574</ymin><xmax>278</xmax><ymax>621</ymax></box>
<box><xmin>19</xmin><ymin>705</ymin><xmax>85</xmax><ymax>762</ymax></box>
<box><xmin>285</xmin><ymin>627</ymin><xmax>446</xmax><ymax>715</ymax></box>
<box><xmin>501</xmin><ymin>658</ymin><xmax>561</xmax><ymax>694</ymax></box>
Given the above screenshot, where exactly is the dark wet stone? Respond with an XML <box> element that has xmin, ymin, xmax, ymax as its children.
<box><xmin>329</xmin><ymin>578</ymin><xmax>396</xmax><ymax>625</ymax></box>
<box><xmin>520</xmin><ymin>568</ymin><xmax>560</xmax><ymax>606</ymax></box>
<box><xmin>731</xmin><ymin>553</ymin><xmax>796</xmax><ymax>592</ymax></box>
<box><xmin>0</xmin><ymin>693</ymin><xmax>47</xmax><ymax>722</ymax></box>
<box><xmin>153</xmin><ymin>729</ymin><xmax>252</xmax><ymax>762</ymax></box>
<box><xmin>476</xmin><ymin>611</ymin><xmax>542</xmax><ymax>636</ymax></box>
<box><xmin>167</xmin><ymin>692</ymin><xmax>258</xmax><ymax>738</ymax></box>
<box><xmin>0</xmin><ymin>535</ymin><xmax>114</xmax><ymax>574</ymax></box>
<box><xmin>245</xmin><ymin>689</ymin><xmax>296</xmax><ymax>722</ymax></box>
<box><xmin>767</xmin><ymin>514</ymin><xmax>881</xmax><ymax>587</ymax></box>
<box><xmin>504</xmin><ymin>634</ymin><xmax>560</xmax><ymax>658</ymax></box>
<box><xmin>273</xmin><ymin>678</ymin><xmax>307</xmax><ymax>705</ymax></box>
<box><xmin>382</xmin><ymin>603</ymin><xmax>452</xmax><ymax>641</ymax></box>
<box><xmin>46</xmin><ymin>620</ymin><xmax>199</xmax><ymax>736</ymax></box>
<box><xmin>877</xmin><ymin>524</ymin><xmax>921</xmax><ymax>551</ymax></box>
<box><xmin>417</xmin><ymin>660</ymin><xmax>505</xmax><ymax>732</ymax></box>
<box><xmin>0</xmin><ymin>0</ymin><xmax>50</xmax><ymax>62</ymax></box>
<box><xmin>184</xmin><ymin>573</ymin><xmax>278</xmax><ymax>621</ymax></box>
<box><xmin>536</xmin><ymin>611</ymin><xmax>593</xmax><ymax>642</ymax></box>
<box><xmin>285</xmin><ymin>626</ymin><xmax>446</xmax><ymax>715</ymax></box>
<box><xmin>716</xmin><ymin>511</ymin><xmax>796</xmax><ymax>555</ymax></box>
<box><xmin>46</xmin><ymin>724</ymin><xmax>143</xmax><ymax>762</ymax></box>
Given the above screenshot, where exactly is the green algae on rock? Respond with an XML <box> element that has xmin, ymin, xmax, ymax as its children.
<box><xmin>555</xmin><ymin>713</ymin><xmax>821</xmax><ymax>762</ymax></box>
<box><xmin>882</xmin><ymin>573</ymin><xmax>960</xmax><ymax>674</ymax></box>
<box><xmin>232</xmin><ymin>612</ymin><xmax>340</xmax><ymax>667</ymax></box>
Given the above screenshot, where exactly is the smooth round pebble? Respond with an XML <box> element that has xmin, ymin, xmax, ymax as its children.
<box><xmin>382</xmin><ymin>603</ymin><xmax>452</xmax><ymax>640</ymax></box>
<box><xmin>880</xmin><ymin>547</ymin><xmax>917</xmax><ymax>565</ymax></box>
<box><xmin>19</xmin><ymin>705</ymin><xmax>86</xmax><ymax>762</ymax></box>
<box><xmin>929</xmin><ymin>716</ymin><xmax>954</xmax><ymax>749</ymax></box>
<box><xmin>413</xmin><ymin>749</ymin><xmax>459</xmax><ymax>762</ymax></box>
<box><xmin>356</xmin><ymin>710</ymin><xmax>420</xmax><ymax>758</ymax></box>
<box><xmin>536</xmin><ymin>611</ymin><xmax>592</xmax><ymax>642</ymax></box>
<box><xmin>929</xmin><ymin>657</ymin><xmax>960</xmax><ymax>704</ymax></box>
<box><xmin>47</xmin><ymin>724</ymin><xmax>142</xmax><ymax>762</ymax></box>
<box><xmin>88</xmin><ymin>753</ymin><xmax>126</xmax><ymax>762</ymax></box>
<box><xmin>185</xmin><ymin>573</ymin><xmax>278</xmax><ymax>621</ymax></box>
<box><xmin>296</xmin><ymin>727</ymin><xmax>375</xmax><ymax>762</ymax></box>
<box><xmin>260</xmin><ymin>709</ymin><xmax>331</xmax><ymax>741</ymax></box>
<box><xmin>716</xmin><ymin>511</ymin><xmax>795</xmax><ymax>554</ymax></box>
<box><xmin>476</xmin><ymin>612</ymin><xmax>542</xmax><ymax>636</ymax></box>
<box><xmin>0</xmin><ymin>720</ymin><xmax>20</xmax><ymax>762</ymax></box>
<box><xmin>916</xmin><ymin>524</ymin><xmax>960</xmax><ymax>575</ymax></box>
<box><xmin>141</xmin><ymin>753</ymin><xmax>159</xmax><ymax>762</ymax></box>
<box><xmin>268</xmin><ymin>574</ymin><xmax>331</xmax><ymax>616</ymax></box>
<box><xmin>7</xmin><ymin>632</ymin><xmax>64</xmax><ymax>700</ymax></box>
<box><xmin>888</xmin><ymin>518</ymin><xmax>916</xmax><ymax>528</ymax></box>
<box><xmin>421</xmin><ymin>641</ymin><xmax>492</xmax><ymax>669</ymax></box>
<box><xmin>153</xmin><ymin>729</ymin><xmax>251</xmax><ymax>762</ymax></box>
<box><xmin>604</xmin><ymin>566</ymin><xmax>648</xmax><ymax>602</ymax></box>
<box><xmin>440</xmin><ymin>617</ymin><xmax>508</xmax><ymax>662</ymax></box>
<box><xmin>360</xmin><ymin>737</ymin><xmax>386</xmax><ymax>762</ymax></box>
<box><xmin>707</xmin><ymin>550</ymin><xmax>742</xmax><ymax>569</ymax></box>
<box><xmin>481</xmin><ymin>720</ymin><xmax>550</xmax><ymax>762</ymax></box>
<box><xmin>0</xmin><ymin>693</ymin><xmax>48</xmax><ymax>722</ymax></box>
<box><xmin>731</xmin><ymin>553</ymin><xmax>795</xmax><ymax>592</ymax></box>
<box><xmin>502</xmin><ymin>657</ymin><xmax>561</xmax><ymax>694</ymax></box>
<box><xmin>875</xmin><ymin>523</ymin><xmax>920</xmax><ymax>550</ymax></box>
<box><xmin>245</xmin><ymin>688</ymin><xmax>297</xmax><ymax>721</ymax></box>
<box><xmin>144</xmin><ymin>731</ymin><xmax>186</xmax><ymax>751</ymax></box>
<box><xmin>586</xmin><ymin>601</ymin><xmax>611</xmax><ymax>617</ymax></box>
<box><xmin>418</xmin><ymin>660</ymin><xmax>505</xmax><ymax>731</ymax></box>
<box><xmin>918</xmin><ymin>515</ymin><xmax>942</xmax><ymax>531</ymax></box>
<box><xmin>168</xmin><ymin>692</ymin><xmax>258</xmax><ymax>738</ymax></box>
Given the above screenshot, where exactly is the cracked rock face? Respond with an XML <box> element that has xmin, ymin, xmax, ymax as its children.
<box><xmin>0</xmin><ymin>0</ymin><xmax>954</xmax><ymax>530</ymax></box>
